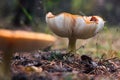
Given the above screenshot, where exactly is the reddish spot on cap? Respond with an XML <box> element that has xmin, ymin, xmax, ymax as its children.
<box><xmin>90</xmin><ymin>16</ymin><xmax>98</xmax><ymax>22</ymax></box>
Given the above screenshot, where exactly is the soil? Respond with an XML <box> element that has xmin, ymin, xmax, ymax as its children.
<box><xmin>1</xmin><ymin>49</ymin><xmax>120</xmax><ymax>80</ymax></box>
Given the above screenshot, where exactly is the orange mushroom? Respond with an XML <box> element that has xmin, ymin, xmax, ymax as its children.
<box><xmin>0</xmin><ymin>29</ymin><xmax>56</xmax><ymax>80</ymax></box>
<box><xmin>46</xmin><ymin>12</ymin><xmax>105</xmax><ymax>52</ymax></box>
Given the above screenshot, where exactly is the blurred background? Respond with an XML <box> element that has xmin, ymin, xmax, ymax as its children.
<box><xmin>0</xmin><ymin>0</ymin><xmax>120</xmax><ymax>30</ymax></box>
<box><xmin>0</xmin><ymin>0</ymin><xmax>120</xmax><ymax>56</ymax></box>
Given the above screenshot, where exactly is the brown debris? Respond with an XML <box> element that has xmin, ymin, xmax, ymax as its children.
<box><xmin>7</xmin><ymin>50</ymin><xmax>120</xmax><ymax>80</ymax></box>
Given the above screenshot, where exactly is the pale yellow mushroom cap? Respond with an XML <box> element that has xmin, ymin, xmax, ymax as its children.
<box><xmin>46</xmin><ymin>12</ymin><xmax>105</xmax><ymax>39</ymax></box>
<box><xmin>0</xmin><ymin>29</ymin><xmax>56</xmax><ymax>52</ymax></box>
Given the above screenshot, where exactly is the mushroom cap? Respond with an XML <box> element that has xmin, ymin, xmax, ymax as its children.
<box><xmin>0</xmin><ymin>29</ymin><xmax>56</xmax><ymax>52</ymax></box>
<box><xmin>46</xmin><ymin>12</ymin><xmax>105</xmax><ymax>39</ymax></box>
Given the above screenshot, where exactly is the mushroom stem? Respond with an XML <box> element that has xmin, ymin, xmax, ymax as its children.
<box><xmin>3</xmin><ymin>50</ymin><xmax>13</xmax><ymax>80</ymax></box>
<box><xmin>68</xmin><ymin>37</ymin><xmax>77</xmax><ymax>53</ymax></box>
<box><xmin>0</xmin><ymin>43</ymin><xmax>14</xmax><ymax>80</ymax></box>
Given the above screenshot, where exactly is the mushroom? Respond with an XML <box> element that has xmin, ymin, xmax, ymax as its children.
<box><xmin>46</xmin><ymin>12</ymin><xmax>105</xmax><ymax>52</ymax></box>
<box><xmin>0</xmin><ymin>29</ymin><xmax>56</xmax><ymax>80</ymax></box>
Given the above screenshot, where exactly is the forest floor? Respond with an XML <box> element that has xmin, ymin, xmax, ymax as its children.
<box><xmin>11</xmin><ymin>50</ymin><xmax>120</xmax><ymax>80</ymax></box>
<box><xmin>11</xmin><ymin>27</ymin><xmax>120</xmax><ymax>80</ymax></box>
<box><xmin>0</xmin><ymin>27</ymin><xmax>119</xmax><ymax>80</ymax></box>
